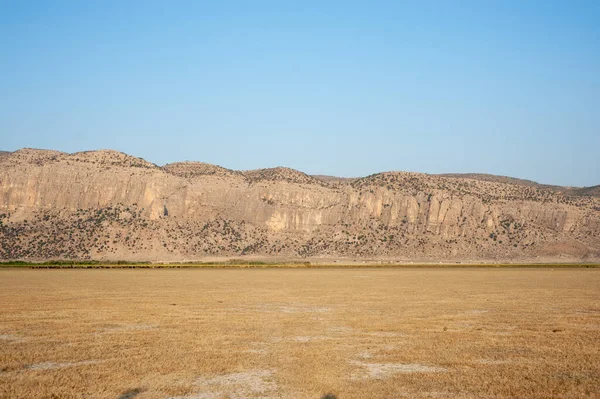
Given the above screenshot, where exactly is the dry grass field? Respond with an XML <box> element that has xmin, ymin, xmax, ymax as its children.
<box><xmin>0</xmin><ymin>268</ymin><xmax>599</xmax><ymax>399</ymax></box>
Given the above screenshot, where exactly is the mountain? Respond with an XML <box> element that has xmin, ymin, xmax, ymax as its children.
<box><xmin>571</xmin><ymin>185</ymin><xmax>600</xmax><ymax>197</ymax></box>
<box><xmin>1</xmin><ymin>148</ymin><xmax>599</xmax><ymax>262</ymax></box>
<box><xmin>436</xmin><ymin>173</ymin><xmax>560</xmax><ymax>190</ymax></box>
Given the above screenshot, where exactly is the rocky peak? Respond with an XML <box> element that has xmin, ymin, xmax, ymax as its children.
<box><xmin>4</xmin><ymin>148</ymin><xmax>66</xmax><ymax>166</ymax></box>
<box><xmin>244</xmin><ymin>167</ymin><xmax>324</xmax><ymax>185</ymax></box>
<box><xmin>162</xmin><ymin>162</ymin><xmax>241</xmax><ymax>179</ymax></box>
<box><xmin>63</xmin><ymin>150</ymin><xmax>158</xmax><ymax>169</ymax></box>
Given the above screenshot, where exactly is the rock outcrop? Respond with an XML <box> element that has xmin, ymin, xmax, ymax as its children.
<box><xmin>1</xmin><ymin>148</ymin><xmax>598</xmax><ymax>262</ymax></box>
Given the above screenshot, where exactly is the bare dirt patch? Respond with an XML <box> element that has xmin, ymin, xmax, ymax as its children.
<box><xmin>259</xmin><ymin>304</ymin><xmax>331</xmax><ymax>314</ymax></box>
<box><xmin>351</xmin><ymin>360</ymin><xmax>448</xmax><ymax>379</ymax></box>
<box><xmin>366</xmin><ymin>331</ymin><xmax>405</xmax><ymax>338</ymax></box>
<box><xmin>171</xmin><ymin>369</ymin><xmax>279</xmax><ymax>399</ymax></box>
<box><xmin>0</xmin><ymin>334</ymin><xmax>25</xmax><ymax>344</ymax></box>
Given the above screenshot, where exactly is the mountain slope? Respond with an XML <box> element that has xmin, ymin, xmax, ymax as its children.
<box><xmin>1</xmin><ymin>148</ymin><xmax>599</xmax><ymax>262</ymax></box>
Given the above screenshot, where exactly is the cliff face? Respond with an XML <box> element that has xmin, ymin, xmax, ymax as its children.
<box><xmin>1</xmin><ymin>148</ymin><xmax>599</xmax><ymax>262</ymax></box>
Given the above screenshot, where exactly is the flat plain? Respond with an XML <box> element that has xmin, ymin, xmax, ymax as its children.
<box><xmin>0</xmin><ymin>268</ymin><xmax>599</xmax><ymax>399</ymax></box>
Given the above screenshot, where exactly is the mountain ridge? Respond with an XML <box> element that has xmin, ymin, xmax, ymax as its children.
<box><xmin>4</xmin><ymin>147</ymin><xmax>597</xmax><ymax>189</ymax></box>
<box><xmin>1</xmin><ymin>148</ymin><xmax>599</xmax><ymax>262</ymax></box>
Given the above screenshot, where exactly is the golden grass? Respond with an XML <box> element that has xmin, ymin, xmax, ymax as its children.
<box><xmin>0</xmin><ymin>269</ymin><xmax>599</xmax><ymax>398</ymax></box>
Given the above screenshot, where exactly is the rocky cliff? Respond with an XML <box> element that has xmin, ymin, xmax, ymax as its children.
<box><xmin>1</xmin><ymin>148</ymin><xmax>599</xmax><ymax>262</ymax></box>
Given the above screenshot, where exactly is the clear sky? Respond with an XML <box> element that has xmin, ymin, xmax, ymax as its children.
<box><xmin>1</xmin><ymin>1</ymin><xmax>599</xmax><ymax>187</ymax></box>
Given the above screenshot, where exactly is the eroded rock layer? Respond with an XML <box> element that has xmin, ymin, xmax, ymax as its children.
<box><xmin>1</xmin><ymin>148</ymin><xmax>599</xmax><ymax>262</ymax></box>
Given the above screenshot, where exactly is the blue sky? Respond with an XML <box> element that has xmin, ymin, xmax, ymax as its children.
<box><xmin>1</xmin><ymin>1</ymin><xmax>599</xmax><ymax>186</ymax></box>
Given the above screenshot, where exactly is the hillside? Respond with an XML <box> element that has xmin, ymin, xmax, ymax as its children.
<box><xmin>0</xmin><ymin>148</ymin><xmax>599</xmax><ymax>262</ymax></box>
<box><xmin>572</xmin><ymin>185</ymin><xmax>600</xmax><ymax>197</ymax></box>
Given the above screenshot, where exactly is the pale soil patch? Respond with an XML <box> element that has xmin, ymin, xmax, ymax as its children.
<box><xmin>465</xmin><ymin>309</ymin><xmax>489</xmax><ymax>315</ymax></box>
<box><xmin>0</xmin><ymin>334</ymin><xmax>25</xmax><ymax>343</ymax></box>
<box><xmin>26</xmin><ymin>360</ymin><xmax>101</xmax><ymax>370</ymax></box>
<box><xmin>267</xmin><ymin>305</ymin><xmax>331</xmax><ymax>314</ymax></box>
<box><xmin>171</xmin><ymin>369</ymin><xmax>279</xmax><ymax>399</ymax></box>
<box><xmin>490</xmin><ymin>324</ymin><xmax>518</xmax><ymax>335</ymax></box>
<box><xmin>367</xmin><ymin>331</ymin><xmax>405</xmax><ymax>338</ymax></box>
<box><xmin>245</xmin><ymin>348</ymin><xmax>268</xmax><ymax>354</ymax></box>
<box><xmin>244</xmin><ymin>342</ymin><xmax>269</xmax><ymax>355</ymax></box>
<box><xmin>290</xmin><ymin>335</ymin><xmax>333</xmax><ymax>343</ymax></box>
<box><xmin>291</xmin><ymin>336</ymin><xmax>313</xmax><ymax>343</ymax></box>
<box><xmin>350</xmin><ymin>360</ymin><xmax>448</xmax><ymax>379</ymax></box>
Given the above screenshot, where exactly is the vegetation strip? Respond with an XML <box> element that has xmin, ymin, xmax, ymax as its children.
<box><xmin>1</xmin><ymin>261</ymin><xmax>598</xmax><ymax>269</ymax></box>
